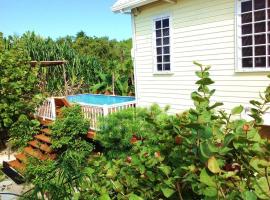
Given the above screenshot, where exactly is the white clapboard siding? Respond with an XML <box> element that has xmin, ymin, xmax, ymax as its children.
<box><xmin>133</xmin><ymin>0</ymin><xmax>270</xmax><ymax>124</ymax></box>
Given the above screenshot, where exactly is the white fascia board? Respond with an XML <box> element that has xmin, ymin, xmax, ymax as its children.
<box><xmin>112</xmin><ymin>0</ymin><xmax>158</xmax><ymax>13</ymax></box>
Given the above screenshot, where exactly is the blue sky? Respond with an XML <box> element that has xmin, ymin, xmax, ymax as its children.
<box><xmin>0</xmin><ymin>0</ymin><xmax>132</xmax><ymax>40</ymax></box>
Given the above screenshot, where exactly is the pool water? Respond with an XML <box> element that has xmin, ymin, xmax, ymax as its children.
<box><xmin>67</xmin><ymin>94</ymin><xmax>135</xmax><ymax>106</ymax></box>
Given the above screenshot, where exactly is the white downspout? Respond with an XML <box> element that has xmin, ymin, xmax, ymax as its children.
<box><xmin>131</xmin><ymin>12</ymin><xmax>139</xmax><ymax>106</ymax></box>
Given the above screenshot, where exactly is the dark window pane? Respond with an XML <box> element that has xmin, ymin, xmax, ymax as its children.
<box><xmin>255</xmin><ymin>10</ymin><xmax>266</xmax><ymax>21</ymax></box>
<box><xmin>163</xmin><ymin>55</ymin><xmax>170</xmax><ymax>62</ymax></box>
<box><xmin>157</xmin><ymin>64</ymin><xmax>162</xmax><ymax>71</ymax></box>
<box><xmin>242</xmin><ymin>13</ymin><xmax>252</xmax><ymax>23</ymax></box>
<box><xmin>269</xmin><ymin>46</ymin><xmax>270</xmax><ymax>55</ymax></box>
<box><xmin>268</xmin><ymin>57</ymin><xmax>270</xmax><ymax>67</ymax></box>
<box><xmin>163</xmin><ymin>18</ymin><xmax>169</xmax><ymax>28</ymax></box>
<box><xmin>242</xmin><ymin>47</ymin><xmax>253</xmax><ymax>56</ymax></box>
<box><xmin>163</xmin><ymin>28</ymin><xmax>169</xmax><ymax>37</ymax></box>
<box><xmin>156</xmin><ymin>30</ymin><xmax>161</xmax><ymax>37</ymax></box>
<box><xmin>163</xmin><ymin>46</ymin><xmax>170</xmax><ymax>54</ymax></box>
<box><xmin>268</xmin><ymin>9</ymin><xmax>270</xmax><ymax>19</ymax></box>
<box><xmin>241</xmin><ymin>1</ymin><xmax>252</xmax><ymax>13</ymax></box>
<box><xmin>268</xmin><ymin>34</ymin><xmax>270</xmax><ymax>43</ymax></box>
<box><xmin>163</xmin><ymin>37</ymin><xmax>170</xmax><ymax>45</ymax></box>
<box><xmin>157</xmin><ymin>47</ymin><xmax>162</xmax><ymax>55</ymax></box>
<box><xmin>155</xmin><ymin>20</ymin><xmax>161</xmax><ymax>29</ymax></box>
<box><xmin>242</xmin><ymin>36</ymin><xmax>253</xmax><ymax>46</ymax></box>
<box><xmin>255</xmin><ymin>57</ymin><xmax>266</xmax><ymax>67</ymax></box>
<box><xmin>163</xmin><ymin>63</ymin><xmax>170</xmax><ymax>71</ymax></box>
<box><xmin>156</xmin><ymin>38</ymin><xmax>162</xmax><ymax>46</ymax></box>
<box><xmin>242</xmin><ymin>24</ymin><xmax>252</xmax><ymax>34</ymax></box>
<box><xmin>268</xmin><ymin>21</ymin><xmax>270</xmax><ymax>31</ymax></box>
<box><xmin>255</xmin><ymin>34</ymin><xmax>266</xmax><ymax>44</ymax></box>
<box><xmin>157</xmin><ymin>56</ymin><xmax>162</xmax><ymax>63</ymax></box>
<box><xmin>242</xmin><ymin>58</ymin><xmax>253</xmax><ymax>68</ymax></box>
<box><xmin>269</xmin><ymin>0</ymin><xmax>270</xmax><ymax>8</ymax></box>
<box><xmin>255</xmin><ymin>22</ymin><xmax>266</xmax><ymax>33</ymax></box>
<box><xmin>255</xmin><ymin>0</ymin><xmax>265</xmax><ymax>10</ymax></box>
<box><xmin>255</xmin><ymin>46</ymin><xmax>266</xmax><ymax>55</ymax></box>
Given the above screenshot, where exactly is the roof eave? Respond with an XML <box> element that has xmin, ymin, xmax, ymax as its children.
<box><xmin>111</xmin><ymin>0</ymin><xmax>158</xmax><ymax>13</ymax></box>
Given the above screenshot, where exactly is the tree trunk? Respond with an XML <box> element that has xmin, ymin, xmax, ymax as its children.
<box><xmin>112</xmin><ymin>73</ymin><xmax>115</xmax><ymax>95</ymax></box>
<box><xmin>63</xmin><ymin>66</ymin><xmax>68</xmax><ymax>96</ymax></box>
<box><xmin>0</xmin><ymin>130</ymin><xmax>8</xmax><ymax>150</ymax></box>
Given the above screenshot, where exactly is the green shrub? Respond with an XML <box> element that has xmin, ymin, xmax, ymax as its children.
<box><xmin>24</xmin><ymin>105</ymin><xmax>93</xmax><ymax>200</ymax></box>
<box><xmin>97</xmin><ymin>104</ymin><xmax>176</xmax><ymax>159</ymax></box>
<box><xmin>0</xmin><ymin>32</ymin><xmax>42</xmax><ymax>149</ymax></box>
<box><xmin>23</xmin><ymin>62</ymin><xmax>270</xmax><ymax>200</ymax></box>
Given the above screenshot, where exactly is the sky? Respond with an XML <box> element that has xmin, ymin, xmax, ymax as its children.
<box><xmin>0</xmin><ymin>0</ymin><xmax>132</xmax><ymax>40</ymax></box>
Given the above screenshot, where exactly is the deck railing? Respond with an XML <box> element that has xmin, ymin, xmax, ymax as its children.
<box><xmin>80</xmin><ymin>101</ymin><xmax>136</xmax><ymax>130</ymax></box>
<box><xmin>35</xmin><ymin>98</ymin><xmax>56</xmax><ymax>121</ymax></box>
<box><xmin>36</xmin><ymin>97</ymin><xmax>136</xmax><ymax>130</ymax></box>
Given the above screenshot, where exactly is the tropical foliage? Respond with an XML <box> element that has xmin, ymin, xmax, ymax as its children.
<box><xmin>4</xmin><ymin>31</ymin><xmax>134</xmax><ymax>96</ymax></box>
<box><xmin>24</xmin><ymin>105</ymin><xmax>93</xmax><ymax>199</ymax></box>
<box><xmin>22</xmin><ymin>63</ymin><xmax>270</xmax><ymax>200</ymax></box>
<box><xmin>0</xmin><ymin>33</ymin><xmax>42</xmax><ymax>149</ymax></box>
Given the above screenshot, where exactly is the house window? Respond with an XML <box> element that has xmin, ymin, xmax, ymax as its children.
<box><xmin>154</xmin><ymin>16</ymin><xmax>171</xmax><ymax>72</ymax></box>
<box><xmin>238</xmin><ymin>0</ymin><xmax>270</xmax><ymax>70</ymax></box>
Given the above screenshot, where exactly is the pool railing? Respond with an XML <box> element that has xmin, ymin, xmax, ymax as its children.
<box><xmin>36</xmin><ymin>97</ymin><xmax>136</xmax><ymax>130</ymax></box>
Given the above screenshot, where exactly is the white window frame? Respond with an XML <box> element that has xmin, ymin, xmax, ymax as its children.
<box><xmin>152</xmin><ymin>14</ymin><xmax>174</xmax><ymax>75</ymax></box>
<box><xmin>236</xmin><ymin>0</ymin><xmax>270</xmax><ymax>72</ymax></box>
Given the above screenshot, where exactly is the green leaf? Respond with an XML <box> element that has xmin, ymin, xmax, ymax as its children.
<box><xmin>250</xmin><ymin>100</ymin><xmax>262</xmax><ymax>107</ymax></box>
<box><xmin>223</xmin><ymin>134</ymin><xmax>235</xmax><ymax>146</ymax></box>
<box><xmin>242</xmin><ymin>191</ymin><xmax>257</xmax><ymax>200</ymax></box>
<box><xmin>199</xmin><ymin>168</ymin><xmax>216</xmax><ymax>188</ymax></box>
<box><xmin>196</xmin><ymin>78</ymin><xmax>214</xmax><ymax>86</ymax></box>
<box><xmin>161</xmin><ymin>187</ymin><xmax>175</xmax><ymax>198</ymax></box>
<box><xmin>128</xmin><ymin>193</ymin><xmax>144</xmax><ymax>200</ymax></box>
<box><xmin>254</xmin><ymin>177</ymin><xmax>270</xmax><ymax>199</ymax></box>
<box><xmin>159</xmin><ymin>165</ymin><xmax>171</xmax><ymax>176</ymax></box>
<box><xmin>99</xmin><ymin>194</ymin><xmax>111</xmax><ymax>200</ymax></box>
<box><xmin>202</xmin><ymin>186</ymin><xmax>218</xmax><ymax>197</ymax></box>
<box><xmin>198</xmin><ymin>111</ymin><xmax>211</xmax><ymax>124</ymax></box>
<box><xmin>208</xmin><ymin>102</ymin><xmax>223</xmax><ymax>110</ymax></box>
<box><xmin>84</xmin><ymin>167</ymin><xmax>95</xmax><ymax>176</ymax></box>
<box><xmin>73</xmin><ymin>192</ymin><xmax>80</xmax><ymax>200</ymax></box>
<box><xmin>231</xmin><ymin>105</ymin><xmax>244</xmax><ymax>115</ymax></box>
<box><xmin>207</xmin><ymin>156</ymin><xmax>221</xmax><ymax>174</ymax></box>
<box><xmin>200</xmin><ymin>142</ymin><xmax>213</xmax><ymax>160</ymax></box>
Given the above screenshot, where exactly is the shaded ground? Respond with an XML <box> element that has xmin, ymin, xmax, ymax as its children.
<box><xmin>0</xmin><ymin>148</ymin><xmax>31</xmax><ymax>200</ymax></box>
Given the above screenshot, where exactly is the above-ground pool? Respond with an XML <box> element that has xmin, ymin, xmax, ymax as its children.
<box><xmin>67</xmin><ymin>94</ymin><xmax>135</xmax><ymax>106</ymax></box>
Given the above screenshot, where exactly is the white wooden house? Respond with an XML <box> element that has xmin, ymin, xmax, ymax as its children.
<box><xmin>112</xmin><ymin>0</ymin><xmax>270</xmax><ymax>124</ymax></box>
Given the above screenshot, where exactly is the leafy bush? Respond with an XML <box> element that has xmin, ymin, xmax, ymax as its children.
<box><xmin>82</xmin><ymin>63</ymin><xmax>270</xmax><ymax>199</ymax></box>
<box><xmin>23</xmin><ymin>62</ymin><xmax>270</xmax><ymax>200</ymax></box>
<box><xmin>24</xmin><ymin>105</ymin><xmax>93</xmax><ymax>199</ymax></box>
<box><xmin>0</xmin><ymin>32</ymin><xmax>42</xmax><ymax>149</ymax></box>
<box><xmin>97</xmin><ymin>104</ymin><xmax>175</xmax><ymax>159</ymax></box>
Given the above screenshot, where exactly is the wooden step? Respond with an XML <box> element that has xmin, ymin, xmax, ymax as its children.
<box><xmin>87</xmin><ymin>130</ymin><xmax>96</xmax><ymax>139</ymax></box>
<box><xmin>24</xmin><ymin>146</ymin><xmax>47</xmax><ymax>160</ymax></box>
<box><xmin>49</xmin><ymin>153</ymin><xmax>57</xmax><ymax>160</ymax></box>
<box><xmin>8</xmin><ymin>160</ymin><xmax>25</xmax><ymax>172</ymax></box>
<box><xmin>15</xmin><ymin>153</ymin><xmax>27</xmax><ymax>163</ymax></box>
<box><xmin>56</xmin><ymin>108</ymin><xmax>61</xmax><ymax>116</ymax></box>
<box><xmin>28</xmin><ymin>140</ymin><xmax>52</xmax><ymax>153</ymax></box>
<box><xmin>54</xmin><ymin>97</ymin><xmax>71</xmax><ymax>107</ymax></box>
<box><xmin>37</xmin><ymin>117</ymin><xmax>53</xmax><ymax>126</ymax></box>
<box><xmin>34</xmin><ymin>134</ymin><xmax>51</xmax><ymax>144</ymax></box>
<box><xmin>40</xmin><ymin>128</ymin><xmax>51</xmax><ymax>136</ymax></box>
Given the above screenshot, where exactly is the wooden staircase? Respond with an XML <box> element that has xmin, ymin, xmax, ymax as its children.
<box><xmin>1</xmin><ymin>97</ymin><xmax>70</xmax><ymax>184</ymax></box>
